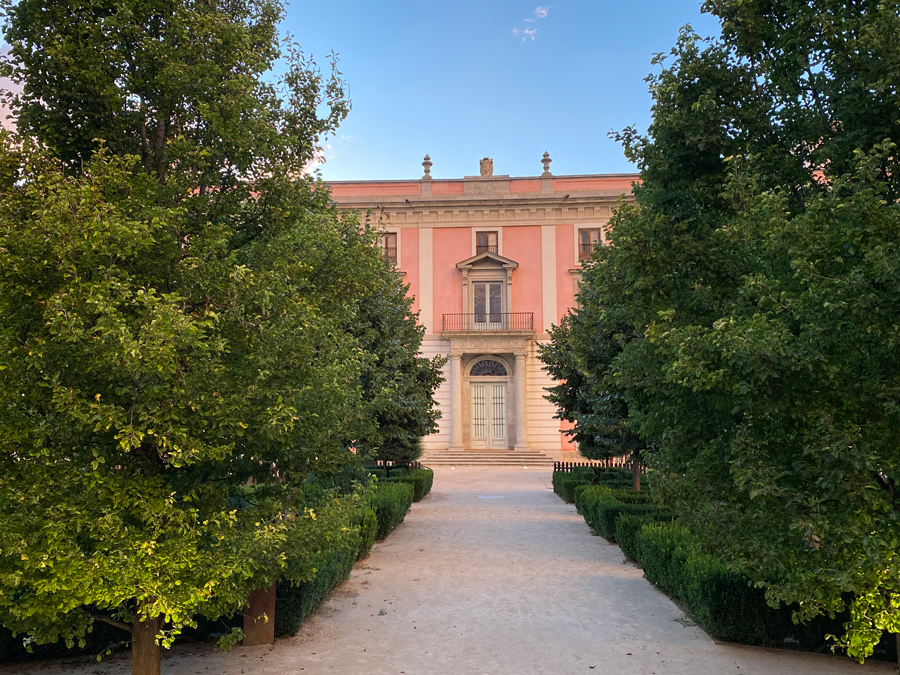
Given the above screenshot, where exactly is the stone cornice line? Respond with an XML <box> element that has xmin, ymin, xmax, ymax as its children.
<box><xmin>337</xmin><ymin>198</ymin><xmax>624</xmax><ymax>226</ymax></box>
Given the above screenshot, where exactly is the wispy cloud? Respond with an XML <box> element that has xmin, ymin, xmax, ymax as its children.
<box><xmin>512</xmin><ymin>6</ymin><xmax>549</xmax><ymax>42</ymax></box>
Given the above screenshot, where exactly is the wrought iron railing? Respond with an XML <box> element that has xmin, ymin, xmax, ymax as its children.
<box><xmin>578</xmin><ymin>243</ymin><xmax>595</xmax><ymax>260</ymax></box>
<box><xmin>382</xmin><ymin>247</ymin><xmax>397</xmax><ymax>263</ymax></box>
<box><xmin>476</xmin><ymin>244</ymin><xmax>499</xmax><ymax>255</ymax></box>
<box><xmin>442</xmin><ymin>312</ymin><xmax>534</xmax><ymax>332</ymax></box>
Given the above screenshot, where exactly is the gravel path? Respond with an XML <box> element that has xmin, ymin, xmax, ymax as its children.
<box><xmin>4</xmin><ymin>467</ymin><xmax>892</xmax><ymax>675</ymax></box>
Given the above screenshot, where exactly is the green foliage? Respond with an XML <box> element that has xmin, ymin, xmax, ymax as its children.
<box><xmin>615</xmin><ymin>513</ymin><xmax>672</xmax><ymax>562</ymax></box>
<box><xmin>274</xmin><ymin>541</ymin><xmax>359</xmax><ymax>638</ymax></box>
<box><xmin>552</xmin><ymin>474</ymin><xmax>588</xmax><ymax>503</ymax></box>
<box><xmin>541</xmin><ymin>0</ymin><xmax>900</xmax><ymax>659</ymax></box>
<box><xmin>0</xmin><ymin>0</ymin><xmax>441</xmax><ymax>665</ymax></box>
<box><xmin>539</xmin><ymin>315</ymin><xmax>644</xmax><ymax>462</ymax></box>
<box><xmin>370</xmin><ymin>482</ymin><xmax>414</xmax><ymax>541</ymax></box>
<box><xmin>554</xmin><ymin>469</ymin><xmax>635</xmax><ymax>503</ymax></box>
<box><xmin>632</xmin><ymin>522</ymin><xmax>881</xmax><ymax>652</ymax></box>
<box><xmin>596</xmin><ymin>503</ymin><xmax>666</xmax><ymax>543</ymax></box>
<box><xmin>0</xmin><ymin>0</ymin><xmax>349</xmax><ymax>182</ymax></box>
<box><xmin>353</xmin><ymin>509</ymin><xmax>378</xmax><ymax>562</ymax></box>
<box><xmin>385</xmin><ymin>469</ymin><xmax>434</xmax><ymax>502</ymax></box>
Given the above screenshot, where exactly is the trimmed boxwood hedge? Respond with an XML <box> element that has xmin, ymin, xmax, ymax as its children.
<box><xmin>614</xmin><ymin>512</ymin><xmax>672</xmax><ymax>561</ymax></box>
<box><xmin>352</xmin><ymin>507</ymin><xmax>378</xmax><ymax>560</ymax></box>
<box><xmin>275</xmin><ymin>541</ymin><xmax>358</xmax><ymax>637</ymax></box>
<box><xmin>631</xmin><ymin>521</ymin><xmax>897</xmax><ymax>657</ymax></box>
<box><xmin>595</xmin><ymin>502</ymin><xmax>666</xmax><ymax>542</ymax></box>
<box><xmin>553</xmin><ymin>469</ymin><xmax>637</xmax><ymax>503</ymax></box>
<box><xmin>276</xmin><ymin>479</ymin><xmax>416</xmax><ymax>637</ymax></box>
<box><xmin>370</xmin><ymin>481</ymin><xmax>415</xmax><ymax>540</ymax></box>
<box><xmin>384</xmin><ymin>468</ymin><xmax>434</xmax><ymax>502</ymax></box>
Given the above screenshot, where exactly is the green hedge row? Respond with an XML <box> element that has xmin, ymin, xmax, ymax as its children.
<box><xmin>384</xmin><ymin>468</ymin><xmax>434</xmax><ymax>502</ymax></box>
<box><xmin>552</xmin><ymin>469</ymin><xmax>636</xmax><ymax>503</ymax></box>
<box><xmin>1</xmin><ymin>471</ymin><xmax>423</xmax><ymax>659</ymax></box>
<box><xmin>275</xmin><ymin>478</ymin><xmax>417</xmax><ymax>637</ymax></box>
<box><xmin>370</xmin><ymin>481</ymin><xmax>415</xmax><ymax>540</ymax></box>
<box><xmin>352</xmin><ymin>507</ymin><xmax>378</xmax><ymax>561</ymax></box>
<box><xmin>573</xmin><ymin>485</ymin><xmax>665</xmax><ymax>541</ymax></box>
<box><xmin>275</xmin><ymin>541</ymin><xmax>358</xmax><ymax>637</ymax></box>
<box><xmin>633</xmin><ymin>521</ymin><xmax>855</xmax><ymax>648</ymax></box>
<box><xmin>563</xmin><ymin>473</ymin><xmax>896</xmax><ymax>659</ymax></box>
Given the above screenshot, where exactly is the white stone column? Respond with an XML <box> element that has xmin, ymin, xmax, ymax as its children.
<box><xmin>514</xmin><ymin>353</ymin><xmax>530</xmax><ymax>451</ymax></box>
<box><xmin>449</xmin><ymin>354</ymin><xmax>464</xmax><ymax>450</ymax></box>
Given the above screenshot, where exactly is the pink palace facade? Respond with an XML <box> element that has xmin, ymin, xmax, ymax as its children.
<box><xmin>330</xmin><ymin>156</ymin><xmax>638</xmax><ymax>459</ymax></box>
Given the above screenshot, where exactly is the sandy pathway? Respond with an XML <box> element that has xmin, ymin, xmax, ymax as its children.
<box><xmin>3</xmin><ymin>467</ymin><xmax>892</xmax><ymax>675</ymax></box>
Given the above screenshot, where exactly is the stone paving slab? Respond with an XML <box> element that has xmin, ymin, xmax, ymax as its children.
<box><xmin>3</xmin><ymin>467</ymin><xmax>894</xmax><ymax>675</ymax></box>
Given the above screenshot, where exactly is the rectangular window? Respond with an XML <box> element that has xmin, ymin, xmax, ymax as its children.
<box><xmin>381</xmin><ymin>232</ymin><xmax>398</xmax><ymax>264</ymax></box>
<box><xmin>474</xmin><ymin>282</ymin><xmax>503</xmax><ymax>325</ymax></box>
<box><xmin>579</xmin><ymin>228</ymin><xmax>601</xmax><ymax>260</ymax></box>
<box><xmin>476</xmin><ymin>231</ymin><xmax>498</xmax><ymax>255</ymax></box>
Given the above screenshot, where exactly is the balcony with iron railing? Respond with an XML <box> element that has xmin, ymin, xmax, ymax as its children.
<box><xmin>442</xmin><ymin>312</ymin><xmax>534</xmax><ymax>333</ymax></box>
<box><xmin>578</xmin><ymin>243</ymin><xmax>595</xmax><ymax>260</ymax></box>
<box><xmin>475</xmin><ymin>244</ymin><xmax>499</xmax><ymax>255</ymax></box>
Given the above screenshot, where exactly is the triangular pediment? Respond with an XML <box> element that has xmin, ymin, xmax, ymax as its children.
<box><xmin>456</xmin><ymin>251</ymin><xmax>519</xmax><ymax>271</ymax></box>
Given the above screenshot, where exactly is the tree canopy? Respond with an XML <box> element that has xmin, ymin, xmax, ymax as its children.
<box><xmin>545</xmin><ymin>0</ymin><xmax>900</xmax><ymax>660</ymax></box>
<box><xmin>0</xmin><ymin>1</ymin><xmax>442</xmax><ymax>673</ymax></box>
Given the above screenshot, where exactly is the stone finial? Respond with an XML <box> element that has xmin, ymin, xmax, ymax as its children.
<box><xmin>422</xmin><ymin>154</ymin><xmax>433</xmax><ymax>179</ymax></box>
<box><xmin>541</xmin><ymin>151</ymin><xmax>552</xmax><ymax>177</ymax></box>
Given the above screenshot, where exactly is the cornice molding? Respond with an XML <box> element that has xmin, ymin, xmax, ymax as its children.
<box><xmin>339</xmin><ymin>197</ymin><xmax>626</xmax><ymax>227</ymax></box>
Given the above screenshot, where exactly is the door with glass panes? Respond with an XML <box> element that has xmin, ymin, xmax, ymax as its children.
<box><xmin>473</xmin><ymin>281</ymin><xmax>503</xmax><ymax>329</ymax></box>
<box><xmin>470</xmin><ymin>382</ymin><xmax>508</xmax><ymax>449</ymax></box>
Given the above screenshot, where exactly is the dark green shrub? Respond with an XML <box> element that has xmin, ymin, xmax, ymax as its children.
<box><xmin>577</xmin><ymin>485</ymin><xmax>618</xmax><ymax>530</ymax></box>
<box><xmin>631</xmin><ymin>522</ymin><xmax>857</xmax><ymax>648</ymax></box>
<box><xmin>572</xmin><ymin>483</ymin><xmax>594</xmax><ymax>514</ymax></box>
<box><xmin>596</xmin><ymin>503</ymin><xmax>665</xmax><ymax>542</ymax></box>
<box><xmin>384</xmin><ymin>468</ymin><xmax>434</xmax><ymax>502</ymax></box>
<box><xmin>370</xmin><ymin>481</ymin><xmax>414</xmax><ymax>540</ymax></box>
<box><xmin>368</xmin><ymin>468</ymin><xmax>387</xmax><ymax>480</ymax></box>
<box><xmin>0</xmin><ymin>621</ymin><xmax>128</xmax><ymax>663</ymax></box>
<box><xmin>574</xmin><ymin>483</ymin><xmax>610</xmax><ymax>518</ymax></box>
<box><xmin>606</xmin><ymin>488</ymin><xmax>652</xmax><ymax>504</ymax></box>
<box><xmin>635</xmin><ymin>521</ymin><xmax>693</xmax><ymax>596</ymax></box>
<box><xmin>353</xmin><ymin>508</ymin><xmax>378</xmax><ymax>560</ymax></box>
<box><xmin>615</xmin><ymin>512</ymin><xmax>672</xmax><ymax>561</ymax></box>
<box><xmin>552</xmin><ymin>472</ymin><xmax>592</xmax><ymax>503</ymax></box>
<box><xmin>275</xmin><ymin>542</ymin><xmax>358</xmax><ymax>637</ymax></box>
<box><xmin>571</xmin><ymin>466</ymin><xmax>632</xmax><ymax>481</ymax></box>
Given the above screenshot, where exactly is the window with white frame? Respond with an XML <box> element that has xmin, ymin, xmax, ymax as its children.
<box><xmin>578</xmin><ymin>228</ymin><xmax>602</xmax><ymax>260</ymax></box>
<box><xmin>380</xmin><ymin>232</ymin><xmax>398</xmax><ymax>264</ymax></box>
<box><xmin>476</xmin><ymin>231</ymin><xmax>498</xmax><ymax>255</ymax></box>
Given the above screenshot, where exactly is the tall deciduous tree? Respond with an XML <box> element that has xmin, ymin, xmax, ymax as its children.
<box><xmin>0</xmin><ymin>1</ymin><xmax>440</xmax><ymax>674</ymax></box>
<box><xmin>546</xmin><ymin>0</ymin><xmax>900</xmax><ymax>660</ymax></box>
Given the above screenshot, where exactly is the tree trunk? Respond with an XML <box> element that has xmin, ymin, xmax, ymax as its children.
<box><xmin>132</xmin><ymin>614</ymin><xmax>161</xmax><ymax>675</ymax></box>
<box><xmin>632</xmin><ymin>450</ymin><xmax>641</xmax><ymax>492</ymax></box>
<box><xmin>895</xmin><ymin>632</ymin><xmax>899</xmax><ymax>674</ymax></box>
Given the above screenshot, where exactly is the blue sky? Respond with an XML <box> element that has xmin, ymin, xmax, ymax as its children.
<box><xmin>287</xmin><ymin>1</ymin><xmax>721</xmax><ymax>180</ymax></box>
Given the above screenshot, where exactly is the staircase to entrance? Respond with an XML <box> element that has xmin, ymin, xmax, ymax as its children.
<box><xmin>420</xmin><ymin>448</ymin><xmax>555</xmax><ymax>467</ymax></box>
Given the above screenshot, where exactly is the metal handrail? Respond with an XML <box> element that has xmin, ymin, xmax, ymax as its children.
<box><xmin>442</xmin><ymin>312</ymin><xmax>534</xmax><ymax>331</ymax></box>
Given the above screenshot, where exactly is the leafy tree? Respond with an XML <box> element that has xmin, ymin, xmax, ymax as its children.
<box><xmin>348</xmin><ymin>261</ymin><xmax>445</xmax><ymax>464</ymax></box>
<box><xmin>0</xmin><ymin>1</ymin><xmax>439</xmax><ymax>674</ymax></box>
<box><xmin>547</xmin><ymin>0</ymin><xmax>900</xmax><ymax>660</ymax></box>
<box><xmin>539</xmin><ymin>261</ymin><xmax>646</xmax><ymax>489</ymax></box>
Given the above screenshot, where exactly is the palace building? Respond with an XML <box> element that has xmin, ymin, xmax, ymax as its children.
<box><xmin>329</xmin><ymin>155</ymin><xmax>637</xmax><ymax>461</ymax></box>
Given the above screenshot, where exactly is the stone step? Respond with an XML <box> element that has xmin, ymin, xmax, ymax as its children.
<box><xmin>420</xmin><ymin>449</ymin><xmax>556</xmax><ymax>466</ymax></box>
